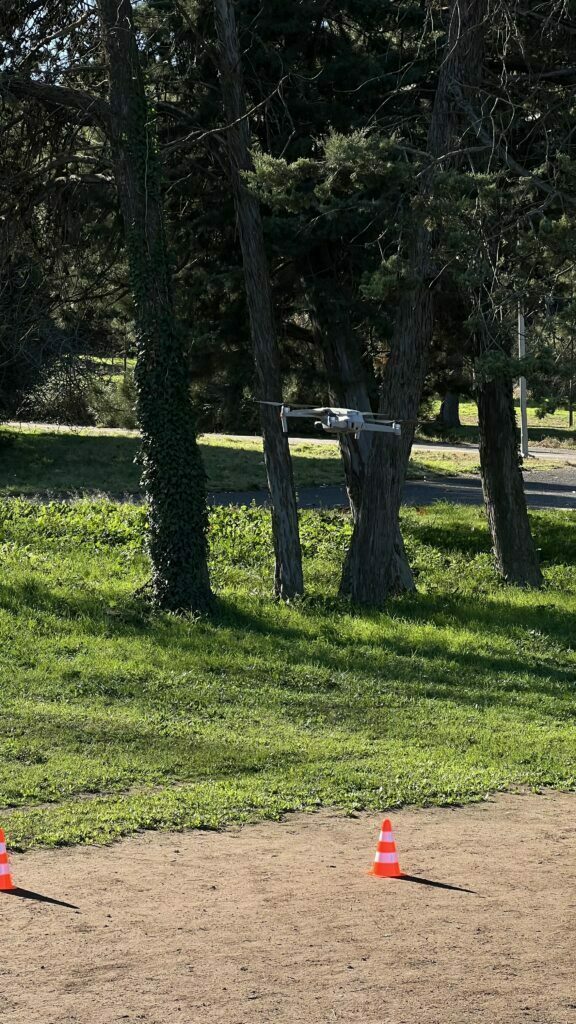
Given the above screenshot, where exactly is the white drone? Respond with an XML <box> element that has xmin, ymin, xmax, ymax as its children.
<box><xmin>259</xmin><ymin>402</ymin><xmax>401</xmax><ymax>438</ymax></box>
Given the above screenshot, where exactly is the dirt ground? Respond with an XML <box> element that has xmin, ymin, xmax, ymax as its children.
<box><xmin>2</xmin><ymin>791</ymin><xmax>575</xmax><ymax>1024</ymax></box>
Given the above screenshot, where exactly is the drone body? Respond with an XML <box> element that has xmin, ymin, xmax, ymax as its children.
<box><xmin>315</xmin><ymin>408</ymin><xmax>366</xmax><ymax>435</ymax></box>
<box><xmin>259</xmin><ymin>403</ymin><xmax>401</xmax><ymax>438</ymax></box>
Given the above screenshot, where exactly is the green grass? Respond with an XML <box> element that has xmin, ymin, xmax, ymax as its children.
<box><xmin>0</xmin><ymin>427</ymin><xmax>491</xmax><ymax>498</ymax></box>
<box><xmin>455</xmin><ymin>400</ymin><xmax>575</xmax><ymax>432</ymax></box>
<box><xmin>0</xmin><ymin>498</ymin><xmax>575</xmax><ymax>851</ymax></box>
<box><xmin>422</xmin><ymin>400</ymin><xmax>576</xmax><ymax>448</ymax></box>
<box><xmin>0</xmin><ymin>428</ymin><xmax>143</xmax><ymax>496</ymax></box>
<box><xmin>0</xmin><ymin>428</ymin><xmax>344</xmax><ymax>496</ymax></box>
<box><xmin>201</xmin><ymin>435</ymin><xmax>345</xmax><ymax>490</ymax></box>
<box><xmin>3</xmin><ymin>423</ymin><xmax>571</xmax><ymax>501</ymax></box>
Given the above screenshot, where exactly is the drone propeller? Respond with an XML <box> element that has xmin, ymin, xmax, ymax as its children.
<box><xmin>256</xmin><ymin>400</ymin><xmax>330</xmax><ymax>409</ymax></box>
<box><xmin>256</xmin><ymin>400</ymin><xmax>400</xmax><ymax>419</ymax></box>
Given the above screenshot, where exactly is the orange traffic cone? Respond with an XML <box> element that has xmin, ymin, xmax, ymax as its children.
<box><xmin>0</xmin><ymin>829</ymin><xmax>16</xmax><ymax>891</ymax></box>
<box><xmin>369</xmin><ymin>818</ymin><xmax>401</xmax><ymax>878</ymax></box>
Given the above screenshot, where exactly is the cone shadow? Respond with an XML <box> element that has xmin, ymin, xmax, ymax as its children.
<box><xmin>397</xmin><ymin>873</ymin><xmax>477</xmax><ymax>894</ymax></box>
<box><xmin>2</xmin><ymin>887</ymin><xmax>79</xmax><ymax>910</ymax></box>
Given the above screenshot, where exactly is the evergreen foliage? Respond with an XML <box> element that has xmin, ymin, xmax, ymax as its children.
<box><xmin>3</xmin><ymin>0</ymin><xmax>576</xmax><ymax>600</ymax></box>
<box><xmin>4</xmin><ymin>1</ymin><xmax>576</xmax><ymax>428</ymax></box>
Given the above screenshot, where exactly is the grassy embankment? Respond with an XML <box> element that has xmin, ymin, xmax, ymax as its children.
<box><xmin>0</xmin><ymin>424</ymin><xmax>566</xmax><ymax>499</ymax></box>
<box><xmin>0</xmin><ymin>498</ymin><xmax>574</xmax><ymax>850</ymax></box>
<box><xmin>422</xmin><ymin>400</ymin><xmax>576</xmax><ymax>448</ymax></box>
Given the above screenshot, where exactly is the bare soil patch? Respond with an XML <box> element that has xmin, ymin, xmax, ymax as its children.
<box><xmin>2</xmin><ymin>791</ymin><xmax>575</xmax><ymax>1024</ymax></box>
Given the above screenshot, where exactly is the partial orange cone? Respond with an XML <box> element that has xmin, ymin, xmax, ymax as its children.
<box><xmin>0</xmin><ymin>829</ymin><xmax>16</xmax><ymax>891</ymax></box>
<box><xmin>369</xmin><ymin>818</ymin><xmax>401</xmax><ymax>878</ymax></box>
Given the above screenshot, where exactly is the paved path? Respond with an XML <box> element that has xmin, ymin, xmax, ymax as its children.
<box><xmin>413</xmin><ymin>441</ymin><xmax>576</xmax><ymax>462</ymax></box>
<box><xmin>4</xmin><ymin>422</ymin><xmax>576</xmax><ymax>509</ymax></box>
<box><xmin>210</xmin><ymin>468</ymin><xmax>576</xmax><ymax>511</ymax></box>
<box><xmin>206</xmin><ymin>432</ymin><xmax>576</xmax><ymax>462</ymax></box>
<box><xmin>5</xmin><ymin>422</ymin><xmax>576</xmax><ymax>461</ymax></box>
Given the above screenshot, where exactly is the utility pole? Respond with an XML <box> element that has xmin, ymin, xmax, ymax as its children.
<box><xmin>565</xmin><ymin>333</ymin><xmax>569</xmax><ymax>430</ymax></box>
<box><xmin>518</xmin><ymin>303</ymin><xmax>529</xmax><ymax>458</ymax></box>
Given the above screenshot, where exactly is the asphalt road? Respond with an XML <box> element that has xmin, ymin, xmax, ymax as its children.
<box><xmin>209</xmin><ymin>468</ymin><xmax>576</xmax><ymax>511</ymax></box>
<box><xmin>4</xmin><ymin>423</ymin><xmax>576</xmax><ymax>509</ymax></box>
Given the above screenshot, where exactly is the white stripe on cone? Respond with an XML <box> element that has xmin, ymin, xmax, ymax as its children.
<box><xmin>374</xmin><ymin>852</ymin><xmax>399</xmax><ymax>864</ymax></box>
<box><xmin>0</xmin><ymin>863</ymin><xmax>12</xmax><ymax>876</ymax></box>
<box><xmin>379</xmin><ymin>832</ymin><xmax>395</xmax><ymax>843</ymax></box>
<box><xmin>0</xmin><ymin>843</ymin><xmax>6</xmax><ymax>854</ymax></box>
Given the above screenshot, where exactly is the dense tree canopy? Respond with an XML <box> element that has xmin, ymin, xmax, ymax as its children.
<box><xmin>3</xmin><ymin>2</ymin><xmax>574</xmax><ymax>419</ymax></box>
<box><xmin>2</xmin><ymin>0</ymin><xmax>576</xmax><ymax>604</ymax></box>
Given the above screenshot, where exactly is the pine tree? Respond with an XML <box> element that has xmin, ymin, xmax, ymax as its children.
<box><xmin>341</xmin><ymin>0</ymin><xmax>489</xmax><ymax>604</ymax></box>
<box><xmin>212</xmin><ymin>0</ymin><xmax>303</xmax><ymax>600</ymax></box>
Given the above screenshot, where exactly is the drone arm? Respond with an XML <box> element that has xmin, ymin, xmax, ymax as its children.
<box><xmin>283</xmin><ymin>408</ymin><xmax>325</xmax><ymax>419</ymax></box>
<box><xmin>279</xmin><ymin>405</ymin><xmax>317</xmax><ymax>435</ymax></box>
<box><xmin>361</xmin><ymin>421</ymin><xmax>401</xmax><ymax>435</ymax></box>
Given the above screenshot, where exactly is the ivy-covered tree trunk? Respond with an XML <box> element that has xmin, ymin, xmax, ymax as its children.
<box><xmin>213</xmin><ymin>0</ymin><xmax>303</xmax><ymax>600</ymax></box>
<box><xmin>340</xmin><ymin>0</ymin><xmax>488</xmax><ymax>605</ymax></box>
<box><xmin>477</xmin><ymin>366</ymin><xmax>543</xmax><ymax>587</ymax></box>
<box><xmin>97</xmin><ymin>0</ymin><xmax>212</xmax><ymax>613</ymax></box>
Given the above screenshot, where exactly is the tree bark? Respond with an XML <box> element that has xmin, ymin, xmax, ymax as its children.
<box><xmin>306</xmin><ymin>287</ymin><xmax>372</xmax><ymax>521</ymax></box>
<box><xmin>0</xmin><ymin>74</ymin><xmax>111</xmax><ymax>129</ymax></box>
<box><xmin>438</xmin><ymin>390</ymin><xmax>461</xmax><ymax>428</ymax></box>
<box><xmin>97</xmin><ymin>0</ymin><xmax>212</xmax><ymax>613</ymax></box>
<box><xmin>213</xmin><ymin>0</ymin><xmax>303</xmax><ymax>600</ymax></box>
<box><xmin>341</xmin><ymin>0</ymin><xmax>488</xmax><ymax>605</ymax></box>
<box><xmin>340</xmin><ymin>280</ymin><xmax>433</xmax><ymax>600</ymax></box>
<box><xmin>477</xmin><ymin>368</ymin><xmax>543</xmax><ymax>587</ymax></box>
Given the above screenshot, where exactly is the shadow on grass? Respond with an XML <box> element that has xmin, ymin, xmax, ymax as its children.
<box><xmin>2</xmin><ymin>495</ymin><xmax>575</xmax><ymax>737</ymax></box>
<box><xmin>0</xmin><ymin>576</ymin><xmax>153</xmax><ymax>636</ymax></box>
<box><xmin>0</xmin><ymin>432</ymin><xmax>142</xmax><ymax>497</ymax></box>
<box><xmin>0</xmin><ymin>431</ymin><xmax>344</xmax><ymax>497</ymax></box>
<box><xmin>2</xmin><ymin>572</ymin><xmax>575</xmax><ymax>712</ymax></box>
<box><xmin>202</xmin><ymin>443</ymin><xmax>344</xmax><ymax>492</ymax></box>
<box><xmin>403</xmin><ymin>510</ymin><xmax>576</xmax><ymax>564</ymax></box>
<box><xmin>0</xmin><ymin>711</ymin><xmax>288</xmax><ymax>809</ymax></box>
<box><xmin>218</xmin><ymin>600</ymin><xmax>576</xmax><ymax>713</ymax></box>
<box><xmin>2</xmin><ymin>572</ymin><xmax>575</xmax><ymax>817</ymax></box>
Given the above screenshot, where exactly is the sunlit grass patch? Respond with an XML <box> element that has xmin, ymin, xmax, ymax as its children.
<box><xmin>422</xmin><ymin>400</ymin><xmax>576</xmax><ymax>449</ymax></box>
<box><xmin>0</xmin><ymin>426</ymin><xmax>499</xmax><ymax>499</ymax></box>
<box><xmin>0</xmin><ymin>499</ymin><xmax>574</xmax><ymax>849</ymax></box>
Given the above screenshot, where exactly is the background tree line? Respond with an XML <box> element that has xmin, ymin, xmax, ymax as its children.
<box><xmin>1</xmin><ymin>0</ymin><xmax>575</xmax><ymax>610</ymax></box>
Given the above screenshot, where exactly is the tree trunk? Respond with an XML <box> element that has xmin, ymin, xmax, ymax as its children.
<box><xmin>341</xmin><ymin>0</ymin><xmax>488</xmax><ymax>605</ymax></box>
<box><xmin>477</xmin><ymin>372</ymin><xmax>542</xmax><ymax>587</ymax></box>
<box><xmin>97</xmin><ymin>0</ymin><xmax>212</xmax><ymax>613</ymax></box>
<box><xmin>565</xmin><ymin>335</ymin><xmax>569</xmax><ymax>428</ymax></box>
<box><xmin>213</xmin><ymin>0</ymin><xmax>303</xmax><ymax>600</ymax></box>
<box><xmin>307</xmin><ymin>289</ymin><xmax>372</xmax><ymax>521</ymax></box>
<box><xmin>340</xmin><ymin>281</ymin><xmax>433</xmax><ymax>600</ymax></box>
<box><xmin>438</xmin><ymin>390</ymin><xmax>461</xmax><ymax>428</ymax></box>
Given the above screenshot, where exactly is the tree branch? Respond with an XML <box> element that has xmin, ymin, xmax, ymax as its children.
<box><xmin>454</xmin><ymin>85</ymin><xmax>576</xmax><ymax>210</ymax></box>
<box><xmin>0</xmin><ymin>74</ymin><xmax>111</xmax><ymax>130</ymax></box>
